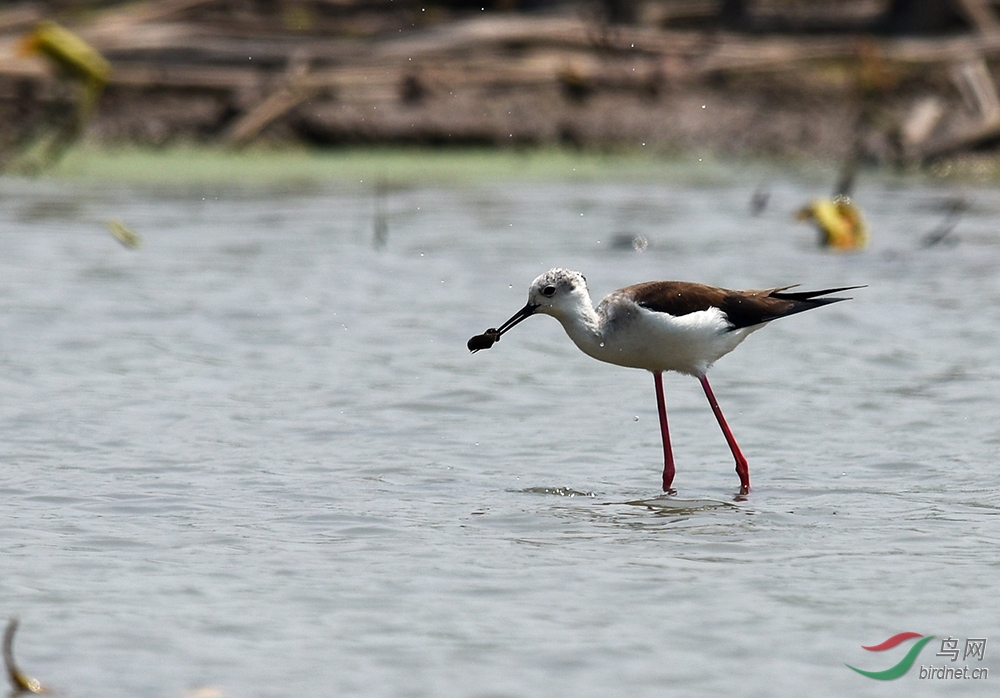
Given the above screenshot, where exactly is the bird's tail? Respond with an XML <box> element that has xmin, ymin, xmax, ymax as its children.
<box><xmin>770</xmin><ymin>285</ymin><xmax>865</xmax><ymax>316</ymax></box>
<box><xmin>771</xmin><ymin>285</ymin><xmax>865</xmax><ymax>302</ymax></box>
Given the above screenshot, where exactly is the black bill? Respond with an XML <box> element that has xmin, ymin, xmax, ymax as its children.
<box><xmin>467</xmin><ymin>302</ymin><xmax>537</xmax><ymax>353</ymax></box>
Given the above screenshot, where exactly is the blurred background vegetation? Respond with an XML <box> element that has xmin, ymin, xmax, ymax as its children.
<box><xmin>3</xmin><ymin>1</ymin><xmax>1000</xmax><ymax>170</ymax></box>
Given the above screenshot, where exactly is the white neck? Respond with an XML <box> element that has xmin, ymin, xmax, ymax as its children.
<box><xmin>549</xmin><ymin>293</ymin><xmax>607</xmax><ymax>360</ymax></box>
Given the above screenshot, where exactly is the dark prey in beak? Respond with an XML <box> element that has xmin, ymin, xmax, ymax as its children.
<box><xmin>467</xmin><ymin>328</ymin><xmax>500</xmax><ymax>352</ymax></box>
<box><xmin>468</xmin><ymin>302</ymin><xmax>537</xmax><ymax>353</ymax></box>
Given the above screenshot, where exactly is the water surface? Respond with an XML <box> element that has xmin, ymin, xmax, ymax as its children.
<box><xmin>1</xmin><ymin>164</ymin><xmax>998</xmax><ymax>696</ymax></box>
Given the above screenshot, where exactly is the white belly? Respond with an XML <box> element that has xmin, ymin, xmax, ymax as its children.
<box><xmin>568</xmin><ymin>305</ymin><xmax>760</xmax><ymax>376</ymax></box>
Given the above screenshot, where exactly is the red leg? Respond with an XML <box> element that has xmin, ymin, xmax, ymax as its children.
<box><xmin>698</xmin><ymin>374</ymin><xmax>750</xmax><ymax>494</ymax></box>
<box><xmin>652</xmin><ymin>371</ymin><xmax>675</xmax><ymax>491</ymax></box>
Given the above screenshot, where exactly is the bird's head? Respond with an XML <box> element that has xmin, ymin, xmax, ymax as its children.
<box><xmin>525</xmin><ymin>268</ymin><xmax>590</xmax><ymax>320</ymax></box>
<box><xmin>467</xmin><ymin>268</ymin><xmax>590</xmax><ymax>353</ymax></box>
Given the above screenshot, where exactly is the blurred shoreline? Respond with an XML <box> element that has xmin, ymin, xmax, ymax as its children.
<box><xmin>5</xmin><ymin>1</ymin><xmax>1000</xmax><ymax>170</ymax></box>
<box><xmin>19</xmin><ymin>144</ymin><xmax>1000</xmax><ymax>187</ymax></box>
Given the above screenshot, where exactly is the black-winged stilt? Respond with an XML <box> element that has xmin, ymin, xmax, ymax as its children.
<box><xmin>469</xmin><ymin>268</ymin><xmax>861</xmax><ymax>494</ymax></box>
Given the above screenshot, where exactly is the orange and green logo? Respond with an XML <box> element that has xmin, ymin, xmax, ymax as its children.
<box><xmin>846</xmin><ymin>632</ymin><xmax>935</xmax><ymax>680</ymax></box>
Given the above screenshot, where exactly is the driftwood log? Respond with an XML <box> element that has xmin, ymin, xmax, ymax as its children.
<box><xmin>2</xmin><ymin>1</ymin><xmax>1000</xmax><ymax>161</ymax></box>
